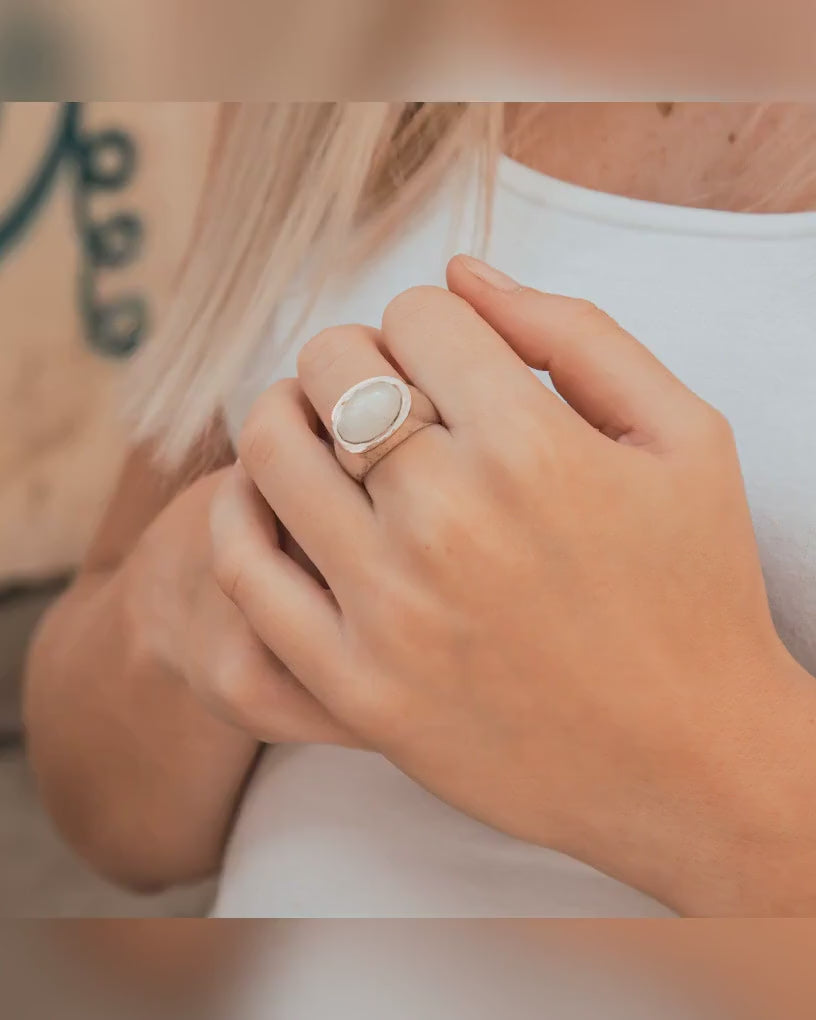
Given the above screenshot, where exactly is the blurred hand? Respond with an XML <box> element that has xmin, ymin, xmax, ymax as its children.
<box><xmin>214</xmin><ymin>255</ymin><xmax>814</xmax><ymax>914</ymax></box>
<box><xmin>129</xmin><ymin>468</ymin><xmax>355</xmax><ymax>746</ymax></box>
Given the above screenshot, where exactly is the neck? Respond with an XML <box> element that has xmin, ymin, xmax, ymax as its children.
<box><xmin>504</xmin><ymin>103</ymin><xmax>816</xmax><ymax>213</ymax></box>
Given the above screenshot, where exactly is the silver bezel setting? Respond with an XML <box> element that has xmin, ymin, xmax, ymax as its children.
<box><xmin>331</xmin><ymin>376</ymin><xmax>412</xmax><ymax>454</ymax></box>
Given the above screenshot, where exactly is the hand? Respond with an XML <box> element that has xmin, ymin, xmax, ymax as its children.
<box><xmin>213</xmin><ymin>255</ymin><xmax>816</xmax><ymax>914</ymax></box>
<box><xmin>129</xmin><ymin>468</ymin><xmax>355</xmax><ymax>746</ymax></box>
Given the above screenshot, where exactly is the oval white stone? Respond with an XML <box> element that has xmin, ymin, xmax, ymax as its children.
<box><xmin>336</xmin><ymin>380</ymin><xmax>403</xmax><ymax>444</ymax></box>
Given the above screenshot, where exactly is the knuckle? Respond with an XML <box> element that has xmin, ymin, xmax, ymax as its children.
<box><xmin>706</xmin><ymin>405</ymin><xmax>735</xmax><ymax>444</ymax></box>
<box><xmin>237</xmin><ymin>380</ymin><xmax>293</xmax><ymax>470</ymax></box>
<box><xmin>211</xmin><ymin>638</ymin><xmax>259</xmax><ymax>714</ymax></box>
<box><xmin>382</xmin><ymin>285</ymin><xmax>454</xmax><ymax>332</ymax></box>
<box><xmin>568</xmin><ymin>297</ymin><xmax>615</xmax><ymax>330</ymax></box>
<box><xmin>208</xmin><ymin>474</ymin><xmax>233</xmax><ymax>541</ymax></box>
<box><xmin>544</xmin><ymin>299</ymin><xmax>621</xmax><ymax>373</ymax></box>
<box><xmin>683</xmin><ymin>401</ymin><xmax>735</xmax><ymax>449</ymax></box>
<box><xmin>211</xmin><ymin>541</ymin><xmax>247</xmax><ymax>605</ymax></box>
<box><xmin>297</xmin><ymin>324</ymin><xmax>370</xmax><ymax>379</ymax></box>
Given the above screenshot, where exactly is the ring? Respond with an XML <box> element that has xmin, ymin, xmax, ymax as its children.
<box><xmin>330</xmin><ymin>375</ymin><xmax>441</xmax><ymax>482</ymax></box>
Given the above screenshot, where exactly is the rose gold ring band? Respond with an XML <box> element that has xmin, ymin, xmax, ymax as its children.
<box><xmin>330</xmin><ymin>376</ymin><xmax>441</xmax><ymax>483</ymax></box>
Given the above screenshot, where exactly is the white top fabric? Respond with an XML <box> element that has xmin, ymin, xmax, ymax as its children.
<box><xmin>219</xmin><ymin>155</ymin><xmax>816</xmax><ymax>921</ymax></box>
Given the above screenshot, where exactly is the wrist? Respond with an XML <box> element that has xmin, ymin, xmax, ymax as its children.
<box><xmin>659</xmin><ymin>648</ymin><xmax>816</xmax><ymax>916</ymax></box>
<box><xmin>564</xmin><ymin>642</ymin><xmax>816</xmax><ymax>916</ymax></box>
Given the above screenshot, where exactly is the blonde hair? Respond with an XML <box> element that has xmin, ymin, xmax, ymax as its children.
<box><xmin>130</xmin><ymin>101</ymin><xmax>816</xmax><ymax>465</ymax></box>
<box><xmin>131</xmin><ymin>102</ymin><xmax>503</xmax><ymax>464</ymax></box>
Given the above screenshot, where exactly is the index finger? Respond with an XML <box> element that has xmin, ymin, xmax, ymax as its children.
<box><xmin>446</xmin><ymin>255</ymin><xmax>696</xmax><ymax>449</ymax></box>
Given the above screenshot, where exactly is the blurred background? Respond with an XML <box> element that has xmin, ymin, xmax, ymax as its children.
<box><xmin>0</xmin><ymin>87</ymin><xmax>814</xmax><ymax>1013</ymax></box>
<box><xmin>0</xmin><ymin>7</ymin><xmax>814</xmax><ymax>1014</ymax></box>
<box><xmin>2</xmin><ymin>0</ymin><xmax>816</xmax><ymax>99</ymax></box>
<box><xmin>0</xmin><ymin>101</ymin><xmax>216</xmax><ymax>917</ymax></box>
<box><xmin>3</xmin><ymin>918</ymin><xmax>816</xmax><ymax>1018</ymax></box>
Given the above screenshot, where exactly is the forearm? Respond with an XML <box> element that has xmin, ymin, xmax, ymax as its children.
<box><xmin>24</xmin><ymin>563</ymin><xmax>258</xmax><ymax>892</ymax></box>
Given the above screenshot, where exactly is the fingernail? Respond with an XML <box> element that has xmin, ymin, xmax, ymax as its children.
<box><xmin>457</xmin><ymin>254</ymin><xmax>522</xmax><ymax>292</ymax></box>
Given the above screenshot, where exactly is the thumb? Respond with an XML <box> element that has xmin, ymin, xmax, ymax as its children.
<box><xmin>446</xmin><ymin>254</ymin><xmax>693</xmax><ymax>446</ymax></box>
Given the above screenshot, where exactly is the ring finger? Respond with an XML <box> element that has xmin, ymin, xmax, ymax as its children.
<box><xmin>296</xmin><ymin>323</ymin><xmax>452</xmax><ymax>500</ymax></box>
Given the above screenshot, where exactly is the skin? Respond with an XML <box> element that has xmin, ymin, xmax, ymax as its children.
<box><xmin>213</xmin><ymin>263</ymin><xmax>816</xmax><ymax>916</ymax></box>
<box><xmin>23</xmin><ymin>429</ymin><xmax>352</xmax><ymax>891</ymax></box>
<box><xmin>505</xmin><ymin>102</ymin><xmax>816</xmax><ymax>212</ymax></box>
<box><xmin>23</xmin><ymin>104</ymin><xmax>816</xmax><ymax>910</ymax></box>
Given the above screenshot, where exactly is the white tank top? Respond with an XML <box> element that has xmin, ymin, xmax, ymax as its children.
<box><xmin>218</xmin><ymin>156</ymin><xmax>816</xmax><ymax>921</ymax></box>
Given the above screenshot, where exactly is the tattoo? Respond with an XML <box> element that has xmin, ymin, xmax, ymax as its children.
<box><xmin>0</xmin><ymin>102</ymin><xmax>148</xmax><ymax>357</ymax></box>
